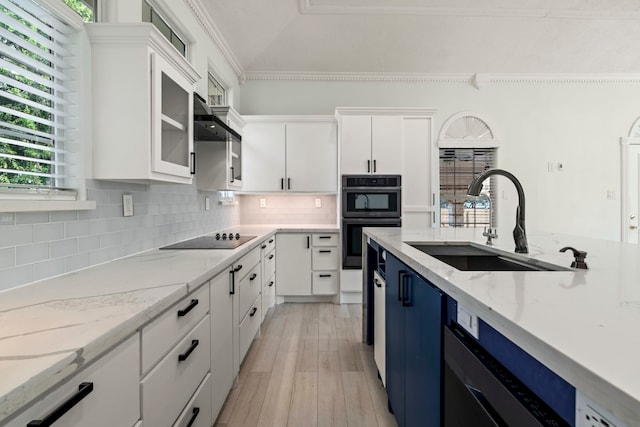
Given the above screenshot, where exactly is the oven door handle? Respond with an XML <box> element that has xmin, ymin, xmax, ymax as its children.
<box><xmin>461</xmin><ymin>385</ymin><xmax>504</xmax><ymax>427</ymax></box>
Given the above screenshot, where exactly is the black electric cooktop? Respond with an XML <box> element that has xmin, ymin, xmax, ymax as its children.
<box><xmin>160</xmin><ymin>234</ymin><xmax>256</xmax><ymax>250</ymax></box>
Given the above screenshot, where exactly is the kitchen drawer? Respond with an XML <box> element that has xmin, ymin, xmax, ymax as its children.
<box><xmin>236</xmin><ymin>247</ymin><xmax>261</xmax><ymax>282</ymax></box>
<box><xmin>141</xmin><ymin>315</ymin><xmax>211</xmax><ymax>427</ymax></box>
<box><xmin>9</xmin><ymin>334</ymin><xmax>139</xmax><ymax>427</ymax></box>
<box><xmin>239</xmin><ymin>263</ymin><xmax>261</xmax><ymax>319</ymax></box>
<box><xmin>141</xmin><ymin>284</ymin><xmax>209</xmax><ymax>374</ymax></box>
<box><xmin>263</xmin><ymin>248</ymin><xmax>276</xmax><ymax>279</ymax></box>
<box><xmin>312</xmin><ymin>233</ymin><xmax>338</xmax><ymax>246</ymax></box>
<box><xmin>312</xmin><ymin>247</ymin><xmax>338</xmax><ymax>270</ymax></box>
<box><xmin>172</xmin><ymin>374</ymin><xmax>212</xmax><ymax>427</ymax></box>
<box><xmin>239</xmin><ymin>293</ymin><xmax>261</xmax><ymax>362</ymax></box>
<box><xmin>262</xmin><ymin>273</ymin><xmax>276</xmax><ymax>320</ymax></box>
<box><xmin>260</xmin><ymin>235</ymin><xmax>276</xmax><ymax>253</ymax></box>
<box><xmin>312</xmin><ymin>271</ymin><xmax>339</xmax><ymax>295</ymax></box>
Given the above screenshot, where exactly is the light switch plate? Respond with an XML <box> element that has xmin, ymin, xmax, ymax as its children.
<box><xmin>315</xmin><ymin>198</ymin><xmax>322</xmax><ymax>208</ymax></box>
<box><xmin>205</xmin><ymin>196</ymin><xmax>210</xmax><ymax>211</ymax></box>
<box><xmin>576</xmin><ymin>390</ymin><xmax>625</xmax><ymax>427</ymax></box>
<box><xmin>457</xmin><ymin>303</ymin><xmax>479</xmax><ymax>339</ymax></box>
<box><xmin>260</xmin><ymin>198</ymin><xmax>266</xmax><ymax>208</ymax></box>
<box><xmin>123</xmin><ymin>194</ymin><xmax>133</xmax><ymax>217</ymax></box>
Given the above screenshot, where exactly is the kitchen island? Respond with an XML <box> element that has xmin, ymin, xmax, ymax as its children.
<box><xmin>0</xmin><ymin>224</ymin><xmax>337</xmax><ymax>425</ymax></box>
<box><xmin>364</xmin><ymin>226</ymin><xmax>640</xmax><ymax>426</ymax></box>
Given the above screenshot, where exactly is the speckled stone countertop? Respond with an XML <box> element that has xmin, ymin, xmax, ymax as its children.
<box><xmin>364</xmin><ymin>226</ymin><xmax>640</xmax><ymax>426</ymax></box>
<box><xmin>0</xmin><ymin>224</ymin><xmax>338</xmax><ymax>423</ymax></box>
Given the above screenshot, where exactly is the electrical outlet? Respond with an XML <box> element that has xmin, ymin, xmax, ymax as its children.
<box><xmin>576</xmin><ymin>391</ymin><xmax>624</xmax><ymax>427</ymax></box>
<box><xmin>260</xmin><ymin>198</ymin><xmax>267</xmax><ymax>208</ymax></box>
<box><xmin>205</xmin><ymin>196</ymin><xmax>210</xmax><ymax>211</ymax></box>
<box><xmin>547</xmin><ymin>162</ymin><xmax>555</xmax><ymax>172</ymax></box>
<box><xmin>557</xmin><ymin>162</ymin><xmax>564</xmax><ymax>172</ymax></box>
<box><xmin>122</xmin><ymin>194</ymin><xmax>134</xmax><ymax>217</ymax></box>
<box><xmin>315</xmin><ymin>198</ymin><xmax>322</xmax><ymax>208</ymax></box>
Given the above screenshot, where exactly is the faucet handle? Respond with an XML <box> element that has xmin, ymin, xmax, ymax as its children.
<box><xmin>483</xmin><ymin>227</ymin><xmax>498</xmax><ymax>245</ymax></box>
<box><xmin>559</xmin><ymin>246</ymin><xmax>588</xmax><ymax>269</ymax></box>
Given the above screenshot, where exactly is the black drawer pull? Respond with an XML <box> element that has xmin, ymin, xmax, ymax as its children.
<box><xmin>234</xmin><ymin>264</ymin><xmax>243</xmax><ymax>272</ymax></box>
<box><xmin>250</xmin><ymin>307</ymin><xmax>258</xmax><ymax>317</ymax></box>
<box><xmin>178</xmin><ymin>339</ymin><xmax>199</xmax><ymax>362</ymax></box>
<box><xmin>186</xmin><ymin>407</ymin><xmax>200</xmax><ymax>427</ymax></box>
<box><xmin>269</xmin><ymin>281</ymin><xmax>274</xmax><ymax>287</ymax></box>
<box><xmin>319</xmin><ymin>274</ymin><xmax>332</xmax><ymax>278</ymax></box>
<box><xmin>250</xmin><ymin>273</ymin><xmax>257</xmax><ymax>281</ymax></box>
<box><xmin>319</xmin><ymin>236</ymin><xmax>332</xmax><ymax>239</ymax></box>
<box><xmin>268</xmin><ymin>239</ymin><xmax>274</xmax><ymax>243</ymax></box>
<box><xmin>261</xmin><ymin>244</ymin><xmax>267</xmax><ymax>249</ymax></box>
<box><xmin>27</xmin><ymin>382</ymin><xmax>94</xmax><ymax>427</ymax></box>
<box><xmin>268</xmin><ymin>254</ymin><xmax>274</xmax><ymax>260</ymax></box>
<box><xmin>319</xmin><ymin>250</ymin><xmax>331</xmax><ymax>253</ymax></box>
<box><xmin>177</xmin><ymin>299</ymin><xmax>198</xmax><ymax>317</ymax></box>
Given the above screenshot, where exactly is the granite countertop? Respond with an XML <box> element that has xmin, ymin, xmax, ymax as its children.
<box><xmin>0</xmin><ymin>224</ymin><xmax>338</xmax><ymax>422</ymax></box>
<box><xmin>364</xmin><ymin>226</ymin><xmax>640</xmax><ymax>426</ymax></box>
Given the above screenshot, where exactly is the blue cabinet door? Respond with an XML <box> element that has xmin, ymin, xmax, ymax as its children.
<box><xmin>386</xmin><ymin>253</ymin><xmax>444</xmax><ymax>427</ymax></box>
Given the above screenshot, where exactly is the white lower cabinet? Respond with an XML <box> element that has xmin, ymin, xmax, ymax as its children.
<box><xmin>239</xmin><ymin>293</ymin><xmax>262</xmax><ymax>361</ymax></box>
<box><xmin>9</xmin><ymin>334</ymin><xmax>140</xmax><ymax>427</ymax></box>
<box><xmin>141</xmin><ymin>315</ymin><xmax>211</xmax><ymax>427</ymax></box>
<box><xmin>373</xmin><ymin>271</ymin><xmax>386</xmax><ymax>386</ymax></box>
<box><xmin>261</xmin><ymin>238</ymin><xmax>276</xmax><ymax>320</ymax></box>
<box><xmin>172</xmin><ymin>374</ymin><xmax>212</xmax><ymax>427</ymax></box>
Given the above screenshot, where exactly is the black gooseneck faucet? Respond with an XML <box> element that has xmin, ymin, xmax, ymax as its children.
<box><xmin>467</xmin><ymin>168</ymin><xmax>528</xmax><ymax>254</ymax></box>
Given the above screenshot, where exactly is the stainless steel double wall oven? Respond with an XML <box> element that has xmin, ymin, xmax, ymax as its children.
<box><xmin>342</xmin><ymin>175</ymin><xmax>402</xmax><ymax>269</ymax></box>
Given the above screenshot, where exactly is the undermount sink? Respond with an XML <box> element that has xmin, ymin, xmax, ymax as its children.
<box><xmin>407</xmin><ymin>242</ymin><xmax>568</xmax><ymax>272</ymax></box>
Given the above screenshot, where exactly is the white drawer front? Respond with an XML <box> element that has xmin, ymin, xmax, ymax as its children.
<box><xmin>235</xmin><ymin>247</ymin><xmax>261</xmax><ymax>282</ymax></box>
<box><xmin>312</xmin><ymin>272</ymin><xmax>339</xmax><ymax>295</ymax></box>
<box><xmin>239</xmin><ymin>264</ymin><xmax>261</xmax><ymax>320</ymax></box>
<box><xmin>262</xmin><ymin>273</ymin><xmax>276</xmax><ymax>319</ymax></box>
<box><xmin>239</xmin><ymin>294</ymin><xmax>261</xmax><ymax>362</ymax></box>
<box><xmin>172</xmin><ymin>374</ymin><xmax>212</xmax><ymax>427</ymax></box>
<box><xmin>312</xmin><ymin>233</ymin><xmax>338</xmax><ymax>246</ymax></box>
<box><xmin>9</xmin><ymin>334</ymin><xmax>140</xmax><ymax>427</ymax></box>
<box><xmin>260</xmin><ymin>235</ymin><xmax>276</xmax><ymax>253</ymax></box>
<box><xmin>141</xmin><ymin>315</ymin><xmax>211</xmax><ymax>427</ymax></box>
<box><xmin>142</xmin><ymin>284</ymin><xmax>209</xmax><ymax>374</ymax></box>
<box><xmin>263</xmin><ymin>248</ymin><xmax>276</xmax><ymax>279</ymax></box>
<box><xmin>312</xmin><ymin>247</ymin><xmax>338</xmax><ymax>270</ymax></box>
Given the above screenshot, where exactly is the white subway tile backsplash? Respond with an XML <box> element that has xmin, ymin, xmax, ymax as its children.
<box><xmin>50</xmin><ymin>211</ymin><xmax>79</xmax><ymax>223</ymax></box>
<box><xmin>50</xmin><ymin>239</ymin><xmax>78</xmax><ymax>258</ymax></box>
<box><xmin>0</xmin><ymin>213</ymin><xmax>15</xmax><ymax>226</ymax></box>
<box><xmin>33</xmin><ymin>259</ymin><xmax>66</xmax><ymax>282</ymax></box>
<box><xmin>65</xmin><ymin>220</ymin><xmax>91</xmax><ymax>238</ymax></box>
<box><xmin>1</xmin><ymin>225</ymin><xmax>34</xmax><ymax>247</ymax></box>
<box><xmin>16</xmin><ymin>212</ymin><xmax>50</xmax><ymax>225</ymax></box>
<box><xmin>78</xmin><ymin>235</ymin><xmax>101</xmax><ymax>252</ymax></box>
<box><xmin>66</xmin><ymin>252</ymin><xmax>90</xmax><ymax>272</ymax></box>
<box><xmin>0</xmin><ymin>265</ymin><xmax>33</xmax><ymax>291</ymax></box>
<box><xmin>16</xmin><ymin>243</ymin><xmax>49</xmax><ymax>265</ymax></box>
<box><xmin>0</xmin><ymin>247</ymin><xmax>15</xmax><ymax>269</ymax></box>
<box><xmin>34</xmin><ymin>223</ymin><xmax>65</xmax><ymax>242</ymax></box>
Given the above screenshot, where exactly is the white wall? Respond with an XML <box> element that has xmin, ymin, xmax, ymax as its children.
<box><xmin>239</xmin><ymin>79</ymin><xmax>640</xmax><ymax>240</ymax></box>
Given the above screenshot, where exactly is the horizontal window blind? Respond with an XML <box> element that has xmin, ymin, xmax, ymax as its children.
<box><xmin>0</xmin><ymin>0</ymin><xmax>72</xmax><ymax>193</ymax></box>
<box><xmin>440</xmin><ymin>148</ymin><xmax>496</xmax><ymax>228</ymax></box>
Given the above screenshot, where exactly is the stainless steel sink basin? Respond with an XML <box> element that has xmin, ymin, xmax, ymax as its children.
<box><xmin>407</xmin><ymin>242</ymin><xmax>568</xmax><ymax>272</ymax></box>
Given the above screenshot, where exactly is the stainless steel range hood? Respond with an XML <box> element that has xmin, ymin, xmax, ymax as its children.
<box><xmin>193</xmin><ymin>93</ymin><xmax>241</xmax><ymax>142</ymax></box>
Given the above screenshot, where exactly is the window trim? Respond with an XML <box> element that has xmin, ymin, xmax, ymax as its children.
<box><xmin>207</xmin><ymin>70</ymin><xmax>227</xmax><ymax>106</ymax></box>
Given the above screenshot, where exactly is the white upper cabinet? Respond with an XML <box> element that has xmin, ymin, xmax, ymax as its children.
<box><xmin>338</xmin><ymin>113</ymin><xmax>402</xmax><ymax>175</ymax></box>
<box><xmin>242</xmin><ymin>117</ymin><xmax>338</xmax><ymax>192</ymax></box>
<box><xmin>87</xmin><ymin>24</ymin><xmax>200</xmax><ymax>184</ymax></box>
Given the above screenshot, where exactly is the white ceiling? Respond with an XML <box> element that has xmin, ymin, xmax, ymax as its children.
<box><xmin>201</xmin><ymin>0</ymin><xmax>640</xmax><ymax>79</ymax></box>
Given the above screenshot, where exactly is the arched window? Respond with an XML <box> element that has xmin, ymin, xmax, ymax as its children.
<box><xmin>438</xmin><ymin>112</ymin><xmax>500</xmax><ymax>228</ymax></box>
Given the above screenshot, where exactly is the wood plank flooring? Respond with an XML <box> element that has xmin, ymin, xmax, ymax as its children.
<box><xmin>215</xmin><ymin>303</ymin><xmax>398</xmax><ymax>427</ymax></box>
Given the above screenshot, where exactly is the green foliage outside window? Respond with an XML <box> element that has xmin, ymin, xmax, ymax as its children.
<box><xmin>62</xmin><ymin>0</ymin><xmax>94</xmax><ymax>23</ymax></box>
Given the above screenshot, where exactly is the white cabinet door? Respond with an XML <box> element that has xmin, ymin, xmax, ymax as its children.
<box><xmin>373</xmin><ymin>271</ymin><xmax>386</xmax><ymax>386</ymax></box>
<box><xmin>209</xmin><ymin>271</ymin><xmax>235</xmax><ymax>422</ymax></box>
<box><xmin>402</xmin><ymin>116</ymin><xmax>434</xmax><ymax>228</ymax></box>
<box><xmin>275</xmin><ymin>234</ymin><xmax>311</xmax><ymax>296</ymax></box>
<box><xmin>371</xmin><ymin>115</ymin><xmax>403</xmax><ymax>175</ymax></box>
<box><xmin>286</xmin><ymin>122</ymin><xmax>338</xmax><ymax>192</ymax></box>
<box><xmin>340</xmin><ymin>115</ymin><xmax>372</xmax><ymax>174</ymax></box>
<box><xmin>242</xmin><ymin>122</ymin><xmax>286</xmax><ymax>191</ymax></box>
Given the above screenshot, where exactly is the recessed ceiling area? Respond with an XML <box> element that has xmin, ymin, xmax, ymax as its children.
<box><xmin>202</xmin><ymin>0</ymin><xmax>640</xmax><ymax>78</ymax></box>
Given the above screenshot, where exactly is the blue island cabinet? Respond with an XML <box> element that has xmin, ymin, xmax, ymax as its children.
<box><xmin>386</xmin><ymin>252</ymin><xmax>445</xmax><ymax>427</ymax></box>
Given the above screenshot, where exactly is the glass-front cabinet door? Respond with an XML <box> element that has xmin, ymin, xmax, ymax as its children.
<box><xmin>151</xmin><ymin>51</ymin><xmax>194</xmax><ymax>179</ymax></box>
<box><xmin>229</xmin><ymin>137</ymin><xmax>242</xmax><ymax>188</ymax></box>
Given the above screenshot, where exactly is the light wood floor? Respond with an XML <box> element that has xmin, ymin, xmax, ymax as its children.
<box><xmin>214</xmin><ymin>303</ymin><xmax>398</xmax><ymax>427</ymax></box>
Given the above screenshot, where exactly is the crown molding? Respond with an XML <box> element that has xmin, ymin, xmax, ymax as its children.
<box><xmin>183</xmin><ymin>0</ymin><xmax>246</xmax><ymax>83</ymax></box>
<box><xmin>298</xmin><ymin>0</ymin><xmax>640</xmax><ymax>19</ymax></box>
<box><xmin>335</xmin><ymin>107</ymin><xmax>436</xmax><ymax>117</ymax></box>
<box><xmin>244</xmin><ymin>71</ymin><xmax>640</xmax><ymax>84</ymax></box>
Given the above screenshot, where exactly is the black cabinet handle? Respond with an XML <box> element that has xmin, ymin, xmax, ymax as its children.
<box><xmin>234</xmin><ymin>265</ymin><xmax>243</xmax><ymax>272</ymax></box>
<box><xmin>229</xmin><ymin>269</ymin><xmax>235</xmax><ymax>295</ymax></box>
<box><xmin>374</xmin><ymin>278</ymin><xmax>381</xmax><ymax>288</ymax></box>
<box><xmin>367</xmin><ymin>160</ymin><xmax>371</xmax><ymax>173</ymax></box>
<box><xmin>27</xmin><ymin>382</ymin><xmax>94</xmax><ymax>427</ymax></box>
<box><xmin>250</xmin><ymin>273</ymin><xmax>257</xmax><ymax>281</ymax></box>
<box><xmin>230</xmin><ymin>166</ymin><xmax>235</xmax><ymax>183</ymax></box>
<box><xmin>319</xmin><ymin>274</ymin><xmax>332</xmax><ymax>278</ymax></box>
<box><xmin>268</xmin><ymin>239</ymin><xmax>274</xmax><ymax>243</ymax></box>
<box><xmin>177</xmin><ymin>299</ymin><xmax>198</xmax><ymax>317</ymax></box>
<box><xmin>319</xmin><ymin>236</ymin><xmax>331</xmax><ymax>239</ymax></box>
<box><xmin>398</xmin><ymin>271</ymin><xmax>406</xmax><ymax>303</ymax></box>
<box><xmin>261</xmin><ymin>244</ymin><xmax>267</xmax><ymax>249</ymax></box>
<box><xmin>306</xmin><ymin>236</ymin><xmax>310</xmax><ymax>249</ymax></box>
<box><xmin>287</xmin><ymin>177</ymin><xmax>291</xmax><ymax>190</ymax></box>
<box><xmin>319</xmin><ymin>250</ymin><xmax>331</xmax><ymax>253</ymax></box>
<box><xmin>250</xmin><ymin>307</ymin><xmax>258</xmax><ymax>317</ymax></box>
<box><xmin>402</xmin><ymin>274</ymin><xmax>411</xmax><ymax>307</ymax></box>
<box><xmin>178</xmin><ymin>339</ymin><xmax>199</xmax><ymax>362</ymax></box>
<box><xmin>186</xmin><ymin>407</ymin><xmax>200</xmax><ymax>427</ymax></box>
<box><xmin>373</xmin><ymin>159</ymin><xmax>377</xmax><ymax>173</ymax></box>
<box><xmin>281</xmin><ymin>178</ymin><xmax>284</xmax><ymax>190</ymax></box>
<box><xmin>268</xmin><ymin>254</ymin><xmax>274</xmax><ymax>260</ymax></box>
<box><xmin>269</xmin><ymin>281</ymin><xmax>274</xmax><ymax>287</ymax></box>
<box><xmin>190</xmin><ymin>152</ymin><xmax>196</xmax><ymax>175</ymax></box>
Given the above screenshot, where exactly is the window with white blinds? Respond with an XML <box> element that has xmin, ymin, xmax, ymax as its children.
<box><xmin>0</xmin><ymin>0</ymin><xmax>75</xmax><ymax>198</ymax></box>
<box><xmin>440</xmin><ymin>148</ymin><xmax>497</xmax><ymax>228</ymax></box>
